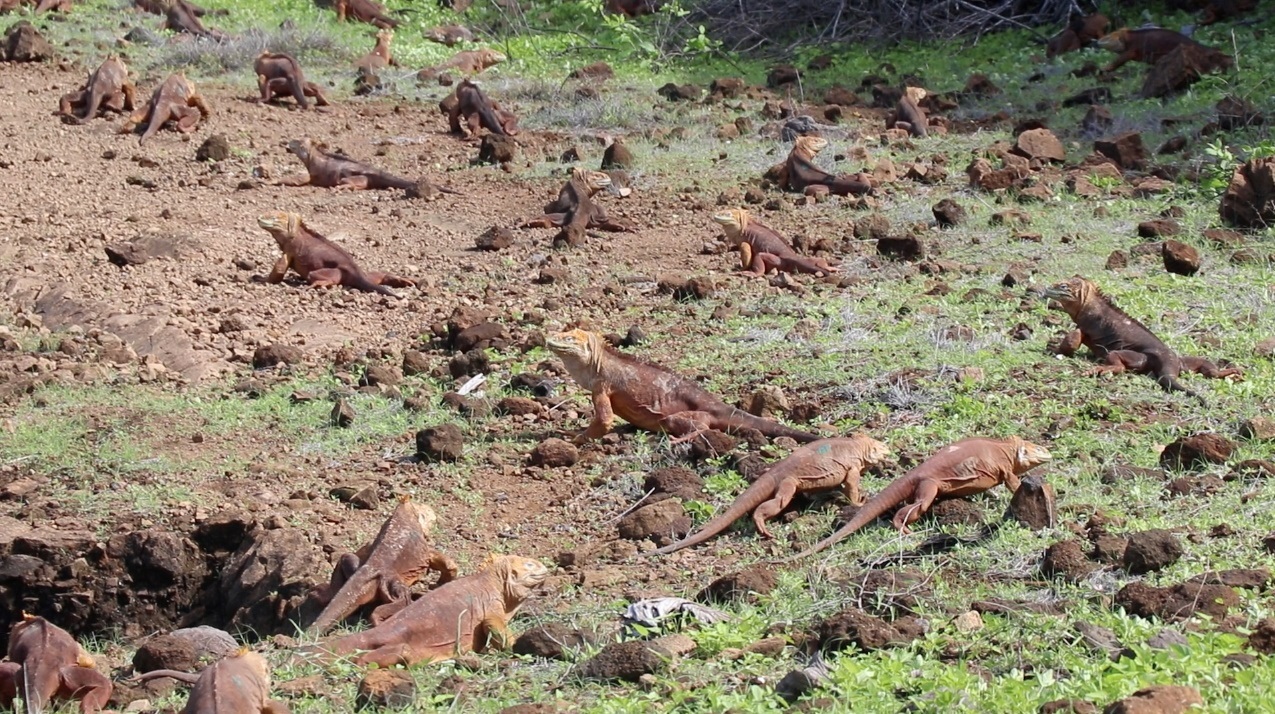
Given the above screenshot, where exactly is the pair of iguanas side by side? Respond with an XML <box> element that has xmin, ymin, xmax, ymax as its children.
<box><xmin>56</xmin><ymin>59</ymin><xmax>210</xmax><ymax>144</ymax></box>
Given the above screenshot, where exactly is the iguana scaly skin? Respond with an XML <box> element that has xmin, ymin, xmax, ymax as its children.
<box><xmin>448</xmin><ymin>79</ymin><xmax>517</xmax><ymax>137</ymax></box>
<box><xmin>521</xmin><ymin>169</ymin><xmax>633</xmax><ymax>243</ymax></box>
<box><xmin>135</xmin><ymin>650</ymin><xmax>289</xmax><ymax>714</ymax></box>
<box><xmin>785</xmin><ymin>437</ymin><xmax>1052</xmax><ymax>561</ymax></box>
<box><xmin>256</xmin><ymin>211</ymin><xmax>414</xmax><ymax>297</ymax></box>
<box><xmin>283</xmin><ymin>137</ymin><xmax>421</xmax><ymax>192</ymax></box>
<box><xmin>546</xmin><ymin>328</ymin><xmax>821</xmax><ymax>445</ymax></box>
<box><xmin>305</xmin><ymin>500</ymin><xmax>458</xmax><ymax>635</ymax></box>
<box><xmin>58</xmin><ymin>55</ymin><xmax>136</xmax><ymax>124</ymax></box>
<box><xmin>335</xmin><ymin>0</ymin><xmax>397</xmax><ymax>28</ymax></box>
<box><xmin>712</xmin><ymin>208</ymin><xmax>838</xmax><ymax>277</ymax></box>
<box><xmin>163</xmin><ymin>0</ymin><xmax>229</xmax><ymax>40</ymax></box>
<box><xmin>120</xmin><ymin>73</ymin><xmax>211</xmax><ymax>144</ymax></box>
<box><xmin>782</xmin><ymin>136</ymin><xmax>872</xmax><ymax>196</ymax></box>
<box><xmin>0</xmin><ymin>615</ymin><xmax>112</xmax><ymax>714</ymax></box>
<box><xmin>1096</xmin><ymin>27</ymin><xmax>1233</xmax><ymax>73</ymax></box>
<box><xmin>356</xmin><ymin>29</ymin><xmax>397</xmax><ymax>70</ymax></box>
<box><xmin>1046</xmin><ymin>12</ymin><xmax>1109</xmax><ymax>58</ymax></box>
<box><xmin>417</xmin><ymin>49</ymin><xmax>506</xmax><ymax>80</ymax></box>
<box><xmin>254</xmin><ymin>52</ymin><xmax>328</xmax><ymax>108</ymax></box>
<box><xmin>304</xmin><ymin>555</ymin><xmax>548</xmax><ymax>667</ymax></box>
<box><xmin>1042</xmin><ymin>276</ymin><xmax>1242</xmax><ymax>400</ymax></box>
<box><xmin>650</xmin><ymin>435</ymin><xmax>890</xmax><ymax>555</ymax></box>
<box><xmin>888</xmin><ymin>86</ymin><xmax>928</xmax><ymax>137</ymax></box>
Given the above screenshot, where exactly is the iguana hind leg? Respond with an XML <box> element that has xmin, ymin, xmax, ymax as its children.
<box><xmin>1086</xmin><ymin>349</ymin><xmax>1146</xmax><ymax>377</ymax></box>
<box><xmin>0</xmin><ymin>662</ymin><xmax>19</xmax><ymax>707</ymax></box>
<box><xmin>57</xmin><ymin>666</ymin><xmax>112</xmax><ymax>713</ymax></box>
<box><xmin>891</xmin><ymin>479</ymin><xmax>940</xmax><ymax>535</ymax></box>
<box><xmin>751</xmin><ymin>479</ymin><xmax>800</xmax><ymax>539</ymax></box>
<box><xmin>305</xmin><ymin>268</ymin><xmax>344</xmax><ymax>288</ymax></box>
<box><xmin>336</xmin><ymin>175</ymin><xmax>372</xmax><ymax>190</ymax></box>
<box><xmin>1181</xmin><ymin>356</ymin><xmax>1243</xmax><ymax>380</ymax></box>
<box><xmin>354</xmin><ymin>644</ymin><xmax>413</xmax><ymax>667</ymax></box>
<box><xmin>522</xmin><ymin>213</ymin><xmax>567</xmax><ymax>229</ymax></box>
<box><xmin>841</xmin><ymin>477</ymin><xmax>864</xmax><ymax>506</ymax></box>
<box><xmin>364</xmin><ymin>271</ymin><xmax>415</xmax><ymax>288</ymax></box>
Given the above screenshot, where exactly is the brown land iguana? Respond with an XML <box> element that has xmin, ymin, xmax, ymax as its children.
<box><xmin>448</xmin><ymin>79</ymin><xmax>518</xmax><ymax>137</ymax></box>
<box><xmin>424</xmin><ymin>23</ymin><xmax>474</xmax><ymax>46</ymax></box>
<box><xmin>712</xmin><ymin>207</ymin><xmax>839</xmax><ymax>277</ymax></box>
<box><xmin>120</xmin><ymin>73</ymin><xmax>210</xmax><ymax>144</ymax></box>
<box><xmin>304</xmin><ymin>500</ymin><xmax>458</xmax><ymax>635</ymax></box>
<box><xmin>58</xmin><ymin>55</ymin><xmax>136</xmax><ymax>124</ymax></box>
<box><xmin>256</xmin><ymin>211</ymin><xmax>415</xmax><ymax>297</ymax></box>
<box><xmin>134</xmin><ymin>650</ymin><xmax>289</xmax><ymax>714</ymax></box>
<box><xmin>546</xmin><ymin>328</ymin><xmax>821</xmax><ymax>445</ymax></box>
<box><xmin>335</xmin><ymin>0</ymin><xmax>397</xmax><ymax>28</ymax></box>
<box><xmin>520</xmin><ymin>168</ymin><xmax>633</xmax><ymax>241</ymax></box>
<box><xmin>887</xmin><ymin>86</ymin><xmax>928</xmax><ymax>137</ymax></box>
<box><xmin>1042</xmin><ymin>276</ymin><xmax>1242</xmax><ymax>400</ymax></box>
<box><xmin>356</xmin><ymin>28</ymin><xmax>397</xmax><ymax>70</ymax></box>
<box><xmin>417</xmin><ymin>48</ymin><xmax>506</xmax><ymax>81</ymax></box>
<box><xmin>283</xmin><ymin>137</ymin><xmax>444</xmax><ymax>194</ymax></box>
<box><xmin>254</xmin><ymin>52</ymin><xmax>328</xmax><ymax>108</ymax></box>
<box><xmin>163</xmin><ymin>0</ymin><xmax>229</xmax><ymax>41</ymax></box>
<box><xmin>781</xmin><ymin>136</ymin><xmax>872</xmax><ymax>196</ymax></box>
<box><xmin>1096</xmin><ymin>27</ymin><xmax>1233</xmax><ymax>73</ymax></box>
<box><xmin>784</xmin><ymin>437</ymin><xmax>1052</xmax><ymax>561</ymax></box>
<box><xmin>0</xmin><ymin>615</ymin><xmax>112</xmax><ymax>714</ymax></box>
<box><xmin>649</xmin><ymin>435</ymin><xmax>891</xmax><ymax>555</ymax></box>
<box><xmin>302</xmin><ymin>555</ymin><xmax>548</xmax><ymax>667</ymax></box>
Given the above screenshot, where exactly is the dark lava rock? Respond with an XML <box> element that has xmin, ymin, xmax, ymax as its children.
<box><xmin>1246</xmin><ymin>617</ymin><xmax>1275</xmax><ymax>654</ymax></box>
<box><xmin>1042</xmin><ymin>540</ymin><xmax>1096</xmax><ymax>582</ymax></box>
<box><xmin>133</xmin><ymin>634</ymin><xmax>198</xmax><ymax>674</ymax></box>
<box><xmin>1103</xmin><ymin>685</ymin><xmax>1203</xmax><ymax>714</ymax></box>
<box><xmin>697</xmin><ymin>565</ymin><xmax>779</xmax><ymax>604</ymax></box>
<box><xmin>478</xmin><ymin>134</ymin><xmax>518</xmax><ymax>164</ymax></box>
<box><xmin>1115</xmin><ymin>580</ymin><xmax>1238</xmax><ymax>622</ymax></box>
<box><xmin>814</xmin><ymin>608</ymin><xmax>905</xmax><ymax>652</ymax></box>
<box><xmin>1160</xmin><ymin>433</ymin><xmax>1235</xmax><ymax>469</ymax></box>
<box><xmin>196</xmin><ymin>134</ymin><xmax>232</xmax><ymax>163</ymax></box>
<box><xmin>357</xmin><ymin>669</ymin><xmax>417</xmax><ymax>709</ymax></box>
<box><xmin>252</xmin><ymin>344</ymin><xmax>302</xmax><ymax>368</ymax></box>
<box><xmin>529</xmin><ymin>438</ymin><xmax>578</xmax><ymax>468</ymax></box>
<box><xmin>415</xmin><ymin>424</ymin><xmax>464</xmax><ymax>462</ymax></box>
<box><xmin>3</xmin><ymin>22</ymin><xmax>54</xmax><ymax>62</ymax></box>
<box><xmin>513</xmin><ymin>623</ymin><xmax>594</xmax><ymax>660</ymax></box>
<box><xmin>1162</xmin><ymin>240</ymin><xmax>1201</xmax><ymax>276</ymax></box>
<box><xmin>1040</xmin><ymin>699</ymin><xmax>1098</xmax><ymax>714</ymax></box>
<box><xmin>932</xmin><ymin>198</ymin><xmax>966</xmax><ymax>227</ymax></box>
<box><xmin>572</xmin><ymin>640</ymin><xmax>666</xmax><ymax>681</ymax></box>
<box><xmin>1007</xmin><ymin>474</ymin><xmax>1056</xmax><ymax>530</ymax></box>
<box><xmin>644</xmin><ymin>467</ymin><xmax>704</xmax><ymax>501</ymax></box>
<box><xmin>1123</xmin><ymin>529</ymin><xmax>1183</xmax><ymax>574</ymax></box>
<box><xmin>617</xmin><ymin>499</ymin><xmax>690</xmax><ymax>542</ymax></box>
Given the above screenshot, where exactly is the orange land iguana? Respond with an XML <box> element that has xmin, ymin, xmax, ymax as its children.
<box><xmin>546</xmin><ymin>328</ymin><xmax>822</xmax><ymax>445</ymax></box>
<box><xmin>0</xmin><ymin>615</ymin><xmax>112</xmax><ymax>714</ymax></box>
<box><xmin>132</xmin><ymin>0</ymin><xmax>226</xmax><ymax>17</ymax></box>
<box><xmin>3</xmin><ymin>0</ymin><xmax>71</xmax><ymax>14</ymax></box>
<box><xmin>417</xmin><ymin>48</ymin><xmax>506</xmax><ymax>81</ymax></box>
<box><xmin>120</xmin><ymin>73</ymin><xmax>210</xmax><ymax>144</ymax></box>
<box><xmin>1042</xmin><ymin>276</ymin><xmax>1242</xmax><ymax>400</ymax></box>
<box><xmin>58</xmin><ymin>55</ymin><xmax>136</xmax><ymax>124</ymax></box>
<box><xmin>887</xmin><ymin>86</ymin><xmax>928</xmax><ymax>137</ymax></box>
<box><xmin>163</xmin><ymin>0</ymin><xmax>229</xmax><ymax>41</ymax></box>
<box><xmin>335</xmin><ymin>0</ymin><xmax>397</xmax><ymax>28</ymax></box>
<box><xmin>1046</xmin><ymin>12</ymin><xmax>1109</xmax><ymax>58</ymax></box>
<box><xmin>781</xmin><ymin>136</ymin><xmax>873</xmax><ymax>196</ymax></box>
<box><xmin>283</xmin><ymin>137</ymin><xmax>448</xmax><ymax>195</ymax></box>
<box><xmin>448</xmin><ymin>79</ymin><xmax>518</xmax><ymax>137</ymax></box>
<box><xmin>784</xmin><ymin>436</ymin><xmax>1052</xmax><ymax>561</ymax></box>
<box><xmin>356</xmin><ymin>28</ymin><xmax>397</xmax><ymax>71</ymax></box>
<box><xmin>302</xmin><ymin>555</ymin><xmax>548</xmax><ymax>667</ymax></box>
<box><xmin>1096</xmin><ymin>27</ymin><xmax>1233</xmax><ymax>73</ymax></box>
<box><xmin>255</xmin><ymin>52</ymin><xmax>328</xmax><ymax>108</ymax></box>
<box><xmin>424</xmin><ymin>23</ymin><xmax>474</xmax><ymax>46</ymax></box>
<box><xmin>256</xmin><ymin>211</ymin><xmax>415</xmax><ymax>297</ymax></box>
<box><xmin>649</xmin><ymin>435</ymin><xmax>891</xmax><ymax>555</ymax></box>
<box><xmin>520</xmin><ymin>169</ymin><xmax>634</xmax><ymax>244</ymax></box>
<box><xmin>134</xmin><ymin>650</ymin><xmax>289</xmax><ymax>714</ymax></box>
<box><xmin>304</xmin><ymin>500</ymin><xmax>458</xmax><ymax>635</ymax></box>
<box><xmin>712</xmin><ymin>207</ymin><xmax>839</xmax><ymax>277</ymax></box>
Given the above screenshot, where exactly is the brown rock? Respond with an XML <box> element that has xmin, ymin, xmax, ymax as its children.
<box><xmin>824</xmin><ymin>86</ymin><xmax>858</xmax><ymax>106</ymax></box>
<box><xmin>133</xmin><ymin>635</ymin><xmax>198</xmax><ymax>674</ymax></box>
<box><xmin>644</xmin><ymin>467</ymin><xmax>703</xmax><ymax>501</ymax></box>
<box><xmin>195</xmin><ymin>134</ymin><xmax>231</xmax><ymax>163</ymax></box>
<box><xmin>415</xmin><ymin>424</ymin><xmax>464</xmax><ymax>462</ymax></box>
<box><xmin>1162</xmin><ymin>240</ymin><xmax>1201</xmax><ymax>276</ymax></box>
<box><xmin>617</xmin><ymin>499</ymin><xmax>690</xmax><ymax>542</ymax></box>
<box><xmin>1138</xmin><ymin>219</ymin><xmax>1180</xmax><ymax>238</ymax></box>
<box><xmin>357</xmin><ymin>669</ymin><xmax>416</xmax><ymax>709</ymax></box>
<box><xmin>1042</xmin><ymin>540</ymin><xmax>1096</xmax><ymax>582</ymax></box>
<box><xmin>329</xmin><ymin>482</ymin><xmax>378</xmax><ymax>510</ymax></box>
<box><xmin>877</xmin><ymin>235</ymin><xmax>926</xmax><ymax>261</ymax></box>
<box><xmin>657</xmin><ymin>83</ymin><xmax>700</xmax><ymax>101</ymax></box>
<box><xmin>513</xmin><ymin>623</ymin><xmax>594</xmax><ymax>660</ymax></box>
<box><xmin>1014</xmin><ymin>128</ymin><xmax>1066</xmax><ymax>162</ymax></box>
<box><xmin>602</xmin><ymin>139</ymin><xmax>633</xmax><ymax>170</ymax></box>
<box><xmin>1220</xmin><ymin>156</ymin><xmax>1275</xmax><ymax>229</ymax></box>
<box><xmin>1140</xmin><ymin>41</ymin><xmax>1232</xmax><ymax>99</ymax></box>
<box><xmin>360</xmin><ymin>365</ymin><xmax>401</xmax><ymax>388</ymax></box>
<box><xmin>572</xmin><ymin>641</ymin><xmax>666</xmax><ymax>682</ymax></box>
<box><xmin>1103</xmin><ymin>685</ymin><xmax>1203</xmax><ymax>714</ymax></box>
<box><xmin>1216</xmin><ymin>95</ymin><xmax>1263</xmax><ymax>130</ymax></box>
<box><xmin>1239</xmin><ymin>417</ymin><xmax>1275</xmax><ymax>441</ymax></box>
<box><xmin>330</xmin><ymin>399</ymin><xmax>355</xmax><ymax>428</ymax></box>
<box><xmin>3</xmin><ymin>22</ymin><xmax>54</xmax><ymax>62</ymax></box>
<box><xmin>477</xmin><ymin>134</ymin><xmax>518</xmax><ymax>165</ymax></box>
<box><xmin>932</xmin><ymin>198</ymin><xmax>966</xmax><ymax>227</ymax></box>
<box><xmin>529</xmin><ymin>438</ymin><xmax>578</xmax><ymax>468</ymax></box>
<box><xmin>1106</xmin><ymin>250</ymin><xmax>1129</xmax><ymax>270</ymax></box>
<box><xmin>1042</xmin><ymin>700</ymin><xmax>1098</xmax><ymax>714</ymax></box>
<box><xmin>814</xmin><ymin>608</ymin><xmax>903</xmax><ymax>652</ymax></box>
<box><xmin>697</xmin><ymin>565</ymin><xmax>779</xmax><ymax>604</ymax></box>
<box><xmin>708</xmin><ymin>77</ymin><xmax>746</xmax><ymax>99</ymax></box>
<box><xmin>252</xmin><ymin>344</ymin><xmax>302</xmax><ymax>368</ymax></box>
<box><xmin>745</xmin><ymin>386</ymin><xmax>789</xmax><ymax>418</ymax></box>
<box><xmin>1122</xmin><ymin>529</ymin><xmax>1183</xmax><ymax>574</ymax></box>
<box><xmin>766</xmin><ymin>64</ymin><xmax>800</xmax><ymax>87</ymax></box>
<box><xmin>476</xmin><ymin>226</ymin><xmax>514</xmax><ymax>251</ymax></box>
<box><xmin>1094</xmin><ymin>132</ymin><xmax>1146</xmax><ymax>170</ymax></box>
<box><xmin>1247</xmin><ymin>618</ymin><xmax>1275</xmax><ymax>654</ymax></box>
<box><xmin>1160</xmin><ymin>433</ymin><xmax>1235</xmax><ymax>469</ymax></box>
<box><xmin>1007</xmin><ymin>475</ymin><xmax>1055</xmax><ymax>530</ymax></box>
<box><xmin>1082</xmin><ymin>105</ymin><xmax>1113</xmax><ymax>134</ymax></box>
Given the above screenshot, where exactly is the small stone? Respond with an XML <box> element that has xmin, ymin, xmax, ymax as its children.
<box><xmin>196</xmin><ymin>134</ymin><xmax>232</xmax><ymax>163</ymax></box>
<box><xmin>1162</xmin><ymin>240</ymin><xmax>1201</xmax><ymax>276</ymax></box>
<box><xmin>1123</xmin><ymin>529</ymin><xmax>1183</xmax><ymax>574</ymax></box>
<box><xmin>252</xmin><ymin>344</ymin><xmax>302</xmax><ymax>368</ymax></box>
<box><xmin>617</xmin><ymin>499</ymin><xmax>690</xmax><ymax>542</ymax></box>
<box><xmin>1103</xmin><ymin>686</ymin><xmax>1202</xmax><ymax>714</ymax></box>
<box><xmin>416</xmin><ymin>424</ymin><xmax>464</xmax><ymax>462</ymax></box>
<box><xmin>1239</xmin><ymin>417</ymin><xmax>1275</xmax><ymax>441</ymax></box>
<box><xmin>1007</xmin><ymin>474</ymin><xmax>1056</xmax><ymax>530</ymax></box>
<box><xmin>330</xmin><ymin>399</ymin><xmax>355</xmax><ymax>428</ymax></box>
<box><xmin>329</xmin><ymin>483</ymin><xmax>379</xmax><ymax>510</ymax></box>
<box><xmin>133</xmin><ymin>635</ymin><xmax>198</xmax><ymax>674</ymax></box>
<box><xmin>1161</xmin><ymin>433</ymin><xmax>1235</xmax><ymax>469</ymax></box>
<box><xmin>932</xmin><ymin>198</ymin><xmax>966</xmax><ymax>227</ymax></box>
<box><xmin>357</xmin><ymin>669</ymin><xmax>416</xmax><ymax>709</ymax></box>
<box><xmin>953</xmin><ymin>611</ymin><xmax>984</xmax><ymax>633</ymax></box>
<box><xmin>529</xmin><ymin>438</ymin><xmax>578</xmax><ymax>468</ymax></box>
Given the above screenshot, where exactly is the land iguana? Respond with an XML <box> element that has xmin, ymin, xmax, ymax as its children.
<box><xmin>256</xmin><ymin>211</ymin><xmax>415</xmax><ymax>297</ymax></box>
<box><xmin>1096</xmin><ymin>27</ymin><xmax>1233</xmax><ymax>73</ymax></box>
<box><xmin>784</xmin><ymin>436</ymin><xmax>1052</xmax><ymax>561</ymax></box>
<box><xmin>254</xmin><ymin>52</ymin><xmax>329</xmax><ymax>108</ymax></box>
<box><xmin>356</xmin><ymin>28</ymin><xmax>397</xmax><ymax>71</ymax></box>
<box><xmin>134</xmin><ymin>650</ymin><xmax>289</xmax><ymax>714</ymax></box>
<box><xmin>0</xmin><ymin>615</ymin><xmax>112</xmax><ymax>714</ymax></box>
<box><xmin>1042</xmin><ymin>276</ymin><xmax>1242</xmax><ymax>400</ymax></box>
<box><xmin>448</xmin><ymin>79</ymin><xmax>518</xmax><ymax>137</ymax></box>
<box><xmin>58</xmin><ymin>55</ymin><xmax>136</xmax><ymax>124</ymax></box>
<box><xmin>712</xmin><ymin>207</ymin><xmax>839</xmax><ymax>277</ymax></box>
<box><xmin>133</xmin><ymin>0</ymin><xmax>226</xmax><ymax>17</ymax></box>
<box><xmin>887</xmin><ymin>86</ymin><xmax>928</xmax><ymax>137</ymax></box>
<box><xmin>304</xmin><ymin>500</ymin><xmax>459</xmax><ymax>635</ymax></box>
<box><xmin>649</xmin><ymin>435</ymin><xmax>891</xmax><ymax>555</ymax></box>
<box><xmin>163</xmin><ymin>0</ymin><xmax>229</xmax><ymax>41</ymax></box>
<box><xmin>780</xmin><ymin>136</ymin><xmax>872</xmax><ymax>196</ymax></box>
<box><xmin>120</xmin><ymin>73</ymin><xmax>210</xmax><ymax>144</ymax></box>
<box><xmin>1045</xmin><ymin>12</ymin><xmax>1109</xmax><ymax>58</ymax></box>
<box><xmin>521</xmin><ymin>169</ymin><xmax>633</xmax><ymax>246</ymax></box>
<box><xmin>283</xmin><ymin>137</ymin><xmax>437</xmax><ymax>194</ymax></box>
<box><xmin>546</xmin><ymin>328</ymin><xmax>821</xmax><ymax>445</ymax></box>
<box><xmin>335</xmin><ymin>0</ymin><xmax>397</xmax><ymax>28</ymax></box>
<box><xmin>424</xmin><ymin>23</ymin><xmax>474</xmax><ymax>46</ymax></box>
<box><xmin>302</xmin><ymin>555</ymin><xmax>548</xmax><ymax>667</ymax></box>
<box><xmin>417</xmin><ymin>48</ymin><xmax>506</xmax><ymax>81</ymax></box>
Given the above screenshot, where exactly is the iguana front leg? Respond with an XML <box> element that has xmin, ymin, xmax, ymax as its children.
<box><xmin>335</xmin><ymin>175</ymin><xmax>372</xmax><ymax>190</ymax></box>
<box><xmin>1051</xmin><ymin>329</ymin><xmax>1084</xmax><ymax>356</ymax></box>
<box><xmin>579</xmin><ymin>390</ymin><xmax>615</xmax><ymax>442</ymax></box>
<box><xmin>841</xmin><ymin>475</ymin><xmax>865</xmax><ymax>506</ymax></box>
<box><xmin>267</xmin><ymin>255</ymin><xmax>291</xmax><ymax>283</ymax></box>
<box><xmin>1004</xmin><ymin>471</ymin><xmax>1022</xmax><ymax>493</ymax></box>
<box><xmin>57</xmin><ymin>665</ymin><xmax>113</xmax><ymax>712</ymax></box>
<box><xmin>477</xmin><ymin>614</ymin><xmax>513</xmax><ymax>652</ymax></box>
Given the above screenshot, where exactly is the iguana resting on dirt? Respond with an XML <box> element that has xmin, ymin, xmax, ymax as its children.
<box><xmin>1042</xmin><ymin>276</ymin><xmax>1242</xmax><ymax>400</ymax></box>
<box><xmin>58</xmin><ymin>55</ymin><xmax>136</xmax><ymax>124</ymax></box>
<box><xmin>305</xmin><ymin>500</ymin><xmax>459</xmax><ymax>635</ymax></box>
<box><xmin>780</xmin><ymin>136</ymin><xmax>872</xmax><ymax>196</ymax></box>
<box><xmin>163</xmin><ymin>0</ymin><xmax>229</xmax><ymax>41</ymax></box>
<box><xmin>135</xmin><ymin>650</ymin><xmax>289</xmax><ymax>714</ymax></box>
<box><xmin>255</xmin><ymin>52</ymin><xmax>328</xmax><ymax>108</ymax></box>
<box><xmin>521</xmin><ymin>169</ymin><xmax>633</xmax><ymax>242</ymax></box>
<box><xmin>120</xmin><ymin>73</ymin><xmax>210</xmax><ymax>144</ymax></box>
<box><xmin>132</xmin><ymin>0</ymin><xmax>225</xmax><ymax>16</ymax></box>
<box><xmin>1096</xmin><ymin>27</ymin><xmax>1233</xmax><ymax>73</ymax></box>
<box><xmin>448</xmin><ymin>79</ymin><xmax>518</xmax><ymax>136</ymax></box>
<box><xmin>356</xmin><ymin>28</ymin><xmax>397</xmax><ymax>70</ymax></box>
<box><xmin>283</xmin><ymin>137</ymin><xmax>431</xmax><ymax>194</ymax></box>
<box><xmin>2</xmin><ymin>0</ymin><xmax>70</xmax><ymax>14</ymax></box>
<box><xmin>335</xmin><ymin>0</ymin><xmax>397</xmax><ymax>28</ymax></box>
<box><xmin>303</xmin><ymin>555</ymin><xmax>548</xmax><ymax>667</ymax></box>
<box><xmin>887</xmin><ymin>86</ymin><xmax>928</xmax><ymax>137</ymax></box>
<box><xmin>0</xmin><ymin>615</ymin><xmax>112</xmax><ymax>714</ymax></box>
<box><xmin>417</xmin><ymin>48</ymin><xmax>506</xmax><ymax>81</ymax></box>
<box><xmin>257</xmin><ymin>211</ymin><xmax>415</xmax><ymax>297</ymax></box>
<box><xmin>785</xmin><ymin>436</ymin><xmax>1052</xmax><ymax>561</ymax></box>
<box><xmin>546</xmin><ymin>328</ymin><xmax>821</xmax><ymax>445</ymax></box>
<box><xmin>424</xmin><ymin>23</ymin><xmax>474</xmax><ymax>46</ymax></box>
<box><xmin>1045</xmin><ymin>12</ymin><xmax>1109</xmax><ymax>58</ymax></box>
<box><xmin>650</xmin><ymin>435</ymin><xmax>891</xmax><ymax>555</ymax></box>
<box><xmin>712</xmin><ymin>208</ymin><xmax>839</xmax><ymax>277</ymax></box>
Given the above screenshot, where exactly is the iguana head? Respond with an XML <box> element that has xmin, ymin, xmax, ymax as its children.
<box><xmin>375</xmin><ymin>28</ymin><xmax>394</xmax><ymax>45</ymax></box>
<box><xmin>1042</xmin><ymin>275</ymin><xmax>1097</xmax><ymax>319</ymax></box>
<box><xmin>546</xmin><ymin>328</ymin><xmax>606</xmax><ymax>375</ymax></box>
<box><xmin>854</xmin><ymin>434</ymin><xmax>892</xmax><ymax>466</ymax></box>
<box><xmin>1009</xmin><ymin>437</ymin><xmax>1052</xmax><ymax>471</ymax></box>
<box><xmin>230</xmin><ymin>649</ymin><xmax>270</xmax><ymax>680</ymax></box>
<box><xmin>286</xmin><ymin>137</ymin><xmax>314</xmax><ymax>159</ymax></box>
<box><xmin>257</xmin><ymin>211</ymin><xmax>304</xmax><ymax>247</ymax></box>
<box><xmin>478</xmin><ymin>48</ymin><xmax>507</xmax><ymax>66</ymax></box>
<box><xmin>1095</xmin><ymin>28</ymin><xmax>1130</xmax><ymax>52</ymax></box>
<box><xmin>484</xmin><ymin>555</ymin><xmax>549</xmax><ymax>602</ymax></box>
<box><xmin>903</xmin><ymin>86</ymin><xmax>927</xmax><ymax>104</ymax></box>
<box><xmin>711</xmin><ymin>207</ymin><xmax>749</xmax><ymax>239</ymax></box>
<box><xmin>571</xmin><ymin>167</ymin><xmax>612</xmax><ymax>194</ymax></box>
<box><xmin>793</xmin><ymin>135</ymin><xmax>828</xmax><ymax>159</ymax></box>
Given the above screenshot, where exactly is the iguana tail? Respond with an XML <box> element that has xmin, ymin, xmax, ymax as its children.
<box><xmin>645</xmin><ymin>478</ymin><xmax>778</xmax><ymax>556</ymax></box>
<box><xmin>348</xmin><ymin>272</ymin><xmax>401</xmax><ymax>298</ymax></box>
<box><xmin>776</xmin><ymin>477</ymin><xmax>916</xmax><ymax>563</ymax></box>
<box><xmin>1159</xmin><ymin>373</ymin><xmax>1206</xmax><ymax>405</ymax></box>
<box><xmin>478</xmin><ymin>106</ymin><xmax>508</xmax><ymax>136</ymax></box>
<box><xmin>720</xmin><ymin>410</ymin><xmax>820</xmax><ymax>443</ymax></box>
